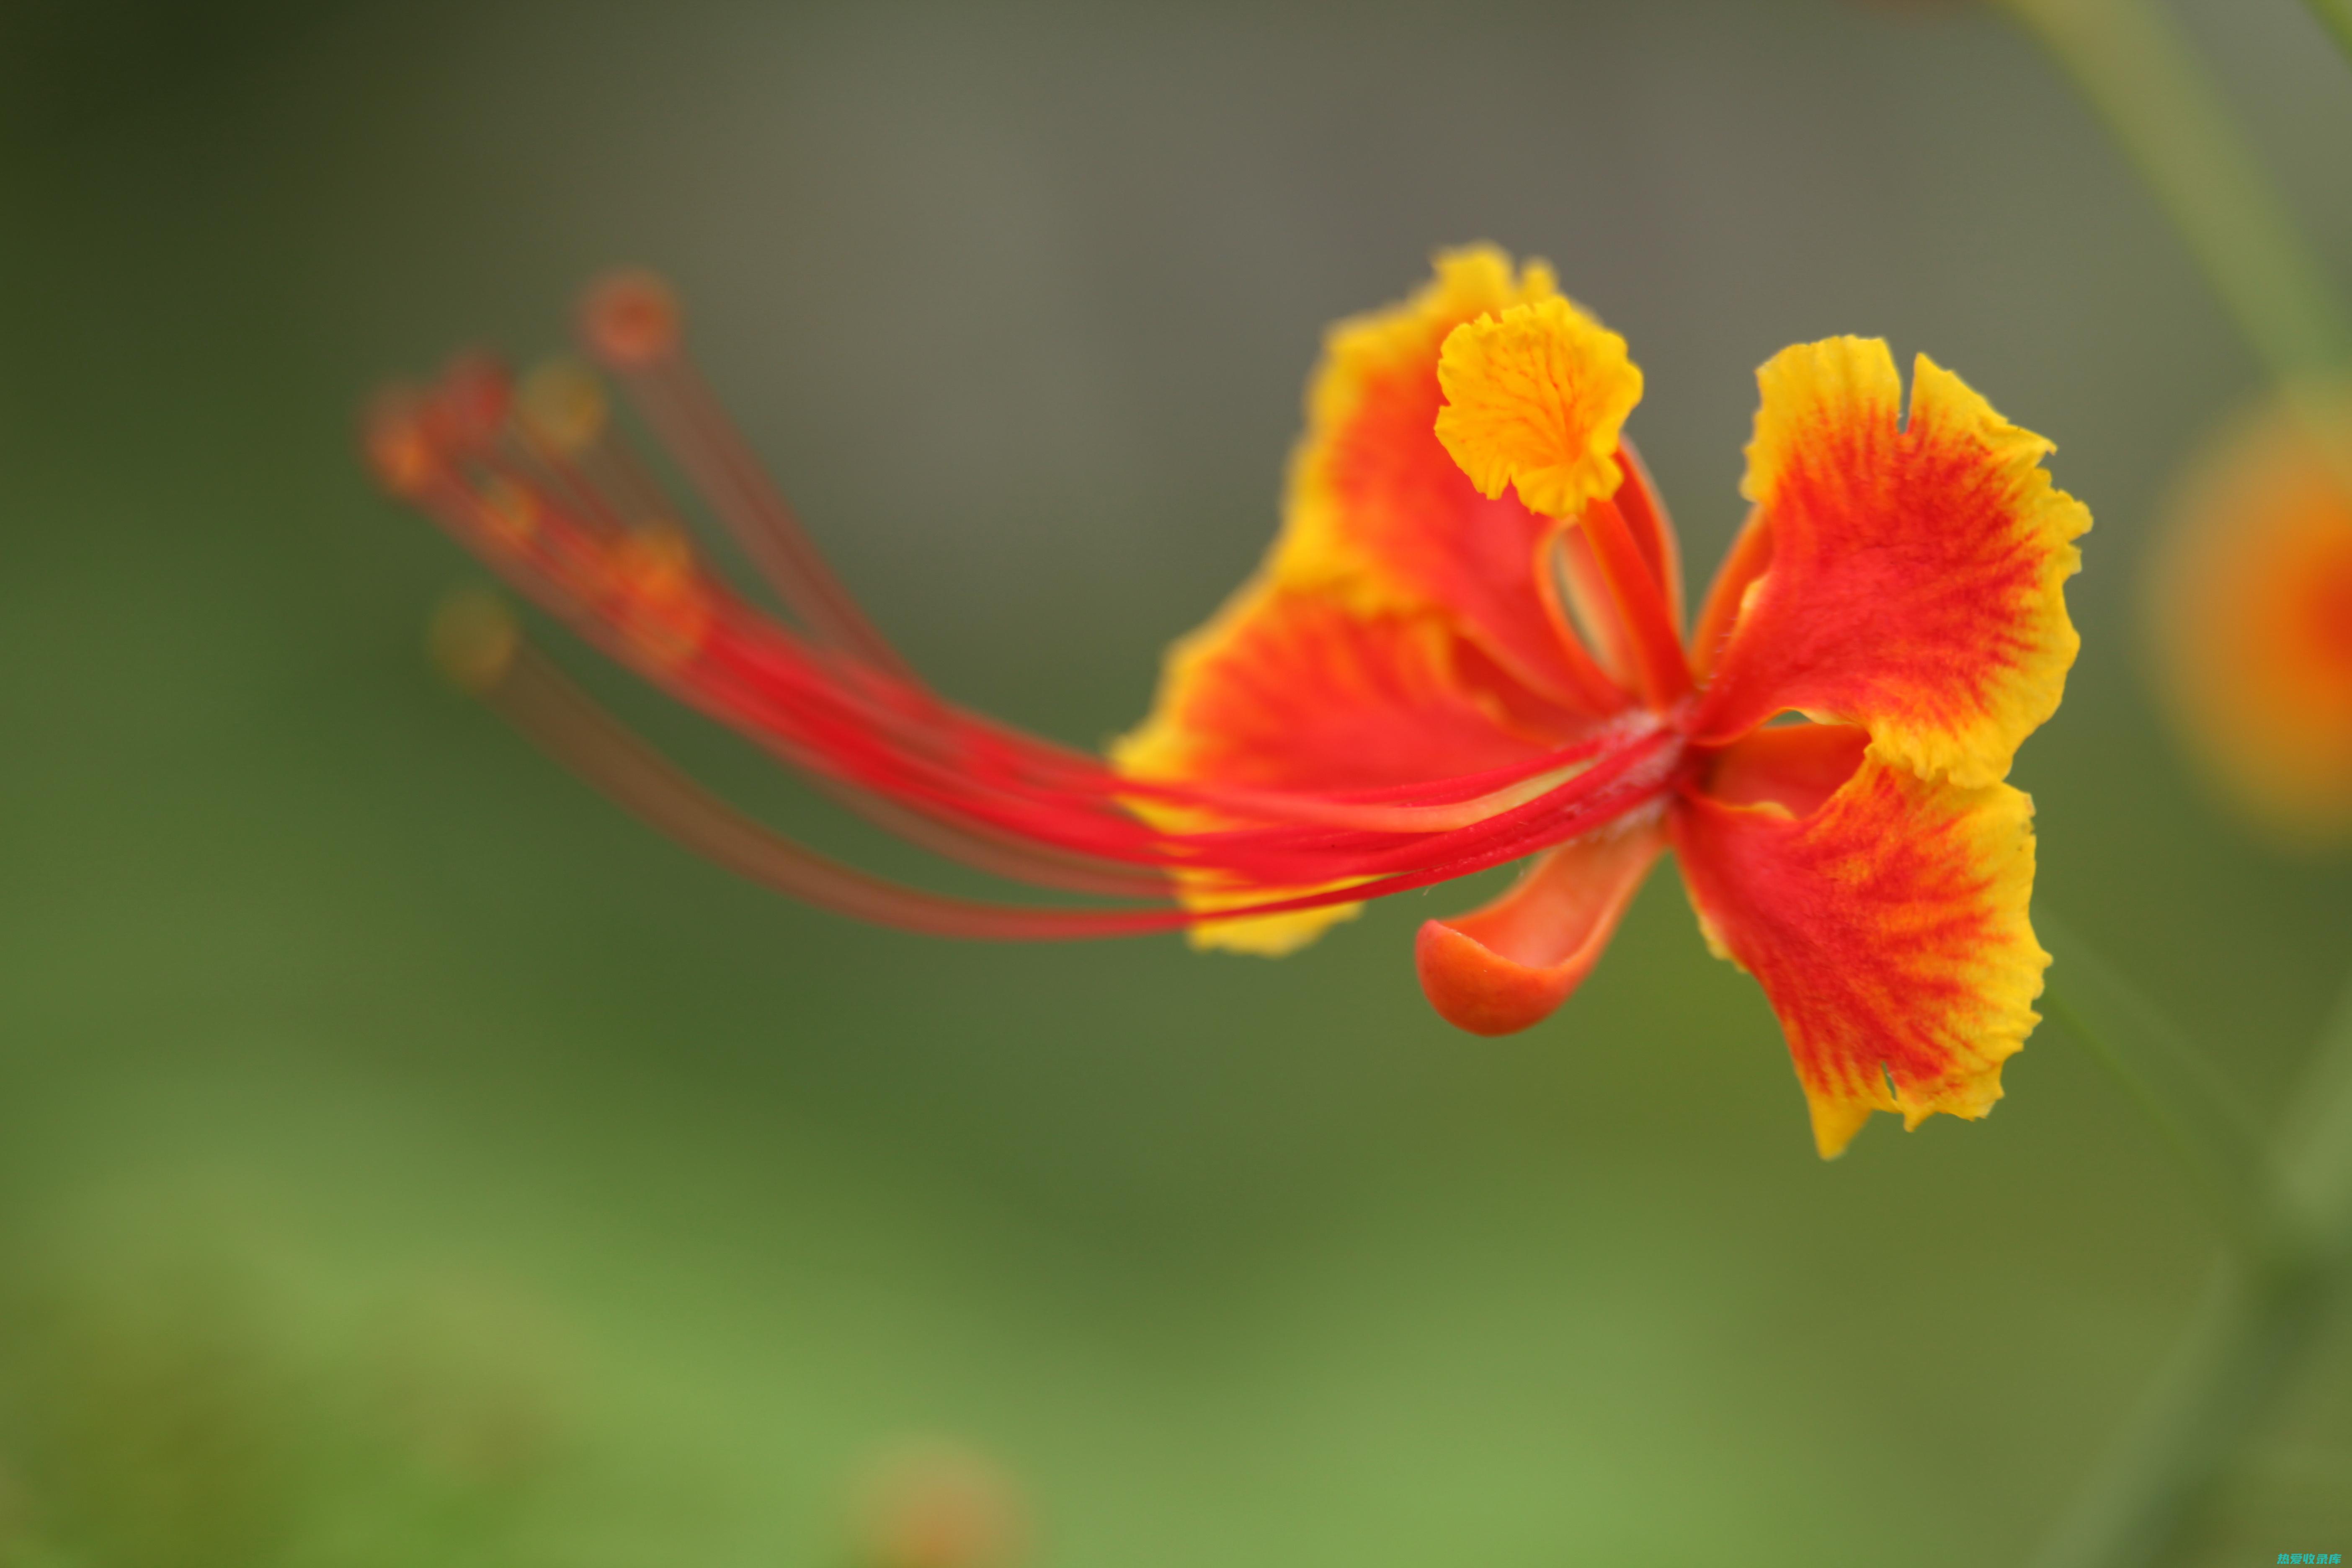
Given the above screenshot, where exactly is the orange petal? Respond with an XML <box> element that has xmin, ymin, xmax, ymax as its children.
<box><xmin>1700</xmin><ymin>721</ymin><xmax>1870</xmax><ymax>817</ymax></box>
<box><xmin>1692</xmin><ymin>339</ymin><xmax>2089</xmax><ymax>788</ymax></box>
<box><xmin>2146</xmin><ymin>387</ymin><xmax>2352</xmax><ymax>844</ymax></box>
<box><xmin>1415</xmin><ymin>817</ymin><xmax>1665</xmax><ymax>1036</ymax></box>
<box><xmin>1117</xmin><ymin>578</ymin><xmax>1589</xmax><ymax>793</ymax></box>
<box><xmin>1673</xmin><ymin>744</ymin><xmax>2047</xmax><ymax>1158</ymax></box>
<box><xmin>1115</xmin><ymin>578</ymin><xmax>1586</xmax><ymax>954</ymax></box>
<box><xmin>1271</xmin><ymin>246</ymin><xmax>1634</xmax><ymax>717</ymax></box>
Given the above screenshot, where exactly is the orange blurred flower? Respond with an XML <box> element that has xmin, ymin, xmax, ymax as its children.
<box><xmin>2148</xmin><ymin>389</ymin><xmax>2352</xmax><ymax>845</ymax></box>
<box><xmin>367</xmin><ymin>248</ymin><xmax>2087</xmax><ymax>1157</ymax></box>
<box><xmin>852</xmin><ymin>1440</ymin><xmax>1025</xmax><ymax>1568</ymax></box>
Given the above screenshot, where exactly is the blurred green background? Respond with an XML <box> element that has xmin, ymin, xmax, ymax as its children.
<box><xmin>3</xmin><ymin>0</ymin><xmax>2349</xmax><ymax>1562</ymax></box>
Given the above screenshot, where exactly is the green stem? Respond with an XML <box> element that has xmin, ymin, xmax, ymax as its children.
<box><xmin>2030</xmin><ymin>957</ymin><xmax>2352</xmax><ymax>1565</ymax></box>
<box><xmin>1999</xmin><ymin>0</ymin><xmax>2352</xmax><ymax>382</ymax></box>
<box><xmin>2302</xmin><ymin>0</ymin><xmax>2352</xmax><ymax>72</ymax></box>
<box><xmin>2037</xmin><ymin>915</ymin><xmax>2285</xmax><ymax>1264</ymax></box>
<box><xmin>2281</xmin><ymin>972</ymin><xmax>2352</xmax><ymax>1255</ymax></box>
<box><xmin>2027</xmin><ymin>1259</ymin><xmax>2334</xmax><ymax>1568</ymax></box>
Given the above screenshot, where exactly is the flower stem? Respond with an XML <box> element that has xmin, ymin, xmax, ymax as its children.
<box><xmin>2030</xmin><ymin>943</ymin><xmax>2352</xmax><ymax>1565</ymax></box>
<box><xmin>2037</xmin><ymin>914</ymin><xmax>2285</xmax><ymax>1264</ymax></box>
<box><xmin>2302</xmin><ymin>0</ymin><xmax>2352</xmax><ymax>71</ymax></box>
<box><xmin>2026</xmin><ymin>1259</ymin><xmax>2334</xmax><ymax>1568</ymax></box>
<box><xmin>1998</xmin><ymin>0</ymin><xmax>2352</xmax><ymax>381</ymax></box>
<box><xmin>2281</xmin><ymin>972</ymin><xmax>2352</xmax><ymax>1246</ymax></box>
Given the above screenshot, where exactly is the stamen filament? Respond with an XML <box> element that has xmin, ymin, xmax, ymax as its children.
<box><xmin>1130</xmin><ymin>725</ymin><xmax>1651</xmax><ymax>834</ymax></box>
<box><xmin>1611</xmin><ymin>441</ymin><xmax>1683</xmax><ymax>630</ymax></box>
<box><xmin>482</xmin><ymin>640</ymin><xmax>1179</xmax><ymax>940</ymax></box>
<box><xmin>579</xmin><ymin>272</ymin><xmax>920</xmax><ymax>683</ymax></box>
<box><xmin>373</xmin><ymin>281</ymin><xmax>1692</xmax><ymax>944</ymax></box>
<box><xmin>1581</xmin><ymin>496</ymin><xmax>1693</xmax><ymax>709</ymax></box>
<box><xmin>1529</xmin><ymin>524</ymin><xmax>1643</xmax><ymax>715</ymax></box>
<box><xmin>468</xmin><ymin>626</ymin><xmax>1680</xmax><ymax>941</ymax></box>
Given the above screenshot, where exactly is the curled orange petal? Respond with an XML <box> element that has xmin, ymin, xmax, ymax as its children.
<box><xmin>1415</xmin><ymin>817</ymin><xmax>1665</xmax><ymax>1036</ymax></box>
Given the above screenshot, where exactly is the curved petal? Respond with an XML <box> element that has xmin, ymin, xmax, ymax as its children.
<box><xmin>1114</xmin><ymin>577</ymin><xmax>1589</xmax><ymax>954</ymax></box>
<box><xmin>1415</xmin><ymin>815</ymin><xmax>1666</xmax><ymax>1036</ymax></box>
<box><xmin>1671</xmin><ymin>745</ymin><xmax>2047</xmax><ymax>1158</ymax></box>
<box><xmin>1270</xmin><ymin>246</ymin><xmax>1635</xmax><ymax>717</ymax></box>
<box><xmin>1691</xmin><ymin>338</ymin><xmax>2089</xmax><ymax>787</ymax></box>
<box><xmin>1116</xmin><ymin>578</ymin><xmax>1589</xmax><ymax>792</ymax></box>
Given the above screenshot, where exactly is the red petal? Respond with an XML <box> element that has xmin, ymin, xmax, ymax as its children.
<box><xmin>1116</xmin><ymin>577</ymin><xmax>1602</xmax><ymax>953</ymax></box>
<box><xmin>1415</xmin><ymin>818</ymin><xmax>1665</xmax><ymax>1036</ymax></box>
<box><xmin>1674</xmin><ymin>745</ymin><xmax>2046</xmax><ymax>1158</ymax></box>
<box><xmin>1691</xmin><ymin>339</ymin><xmax>2088</xmax><ymax>787</ymax></box>
<box><xmin>1116</xmin><ymin>578</ymin><xmax>1590</xmax><ymax>794</ymax></box>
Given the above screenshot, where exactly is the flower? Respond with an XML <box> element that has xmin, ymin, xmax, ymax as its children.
<box><xmin>366</xmin><ymin>248</ymin><xmax>2087</xmax><ymax>1158</ymax></box>
<box><xmin>2146</xmin><ymin>388</ymin><xmax>2352</xmax><ymax>845</ymax></box>
<box><xmin>851</xmin><ymin>1440</ymin><xmax>1025</xmax><ymax>1568</ymax></box>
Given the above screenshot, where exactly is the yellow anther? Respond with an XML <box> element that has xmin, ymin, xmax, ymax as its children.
<box><xmin>517</xmin><ymin>358</ymin><xmax>609</xmax><ymax>454</ymax></box>
<box><xmin>428</xmin><ymin>587</ymin><xmax>520</xmax><ymax>693</ymax></box>
<box><xmin>607</xmin><ymin>521</ymin><xmax>696</xmax><ymax>591</ymax></box>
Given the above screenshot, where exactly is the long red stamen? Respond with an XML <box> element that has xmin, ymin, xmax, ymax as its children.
<box><xmin>443</xmin><ymin>609</ymin><xmax>1678</xmax><ymax>941</ymax></box>
<box><xmin>367</xmin><ymin>281</ymin><xmax>1691</xmax><ymax>940</ymax></box>
<box><xmin>579</xmin><ymin>269</ymin><xmax>921</xmax><ymax>686</ymax></box>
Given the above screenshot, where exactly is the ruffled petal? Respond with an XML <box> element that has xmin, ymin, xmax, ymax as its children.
<box><xmin>1672</xmin><ymin>741</ymin><xmax>2048</xmax><ymax>1158</ymax></box>
<box><xmin>1114</xmin><ymin>577</ymin><xmax>1588</xmax><ymax>954</ymax></box>
<box><xmin>1691</xmin><ymin>338</ymin><xmax>2089</xmax><ymax>788</ymax></box>
<box><xmin>1270</xmin><ymin>246</ymin><xmax>1634</xmax><ymax>716</ymax></box>
<box><xmin>1414</xmin><ymin>815</ymin><xmax>1666</xmax><ymax>1036</ymax></box>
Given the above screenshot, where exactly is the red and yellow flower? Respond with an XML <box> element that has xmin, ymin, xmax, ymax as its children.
<box><xmin>367</xmin><ymin>246</ymin><xmax>2087</xmax><ymax>1158</ymax></box>
<box><xmin>2147</xmin><ymin>389</ymin><xmax>2352</xmax><ymax>845</ymax></box>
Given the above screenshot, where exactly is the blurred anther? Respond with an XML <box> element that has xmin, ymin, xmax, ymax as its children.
<box><xmin>428</xmin><ymin>588</ymin><xmax>519</xmax><ymax>695</ymax></box>
<box><xmin>580</xmin><ymin>267</ymin><xmax>681</xmax><ymax>369</ymax></box>
<box><xmin>516</xmin><ymin>358</ymin><xmax>609</xmax><ymax>456</ymax></box>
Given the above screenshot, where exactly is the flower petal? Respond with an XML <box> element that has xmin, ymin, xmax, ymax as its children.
<box><xmin>1691</xmin><ymin>339</ymin><xmax>2089</xmax><ymax>787</ymax></box>
<box><xmin>1415</xmin><ymin>815</ymin><xmax>1666</xmax><ymax>1036</ymax></box>
<box><xmin>1271</xmin><ymin>246</ymin><xmax>1634</xmax><ymax>716</ymax></box>
<box><xmin>1115</xmin><ymin>577</ymin><xmax>1587</xmax><ymax>954</ymax></box>
<box><xmin>1673</xmin><ymin>745</ymin><xmax>2047</xmax><ymax>1158</ymax></box>
<box><xmin>2147</xmin><ymin>387</ymin><xmax>2352</xmax><ymax>843</ymax></box>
